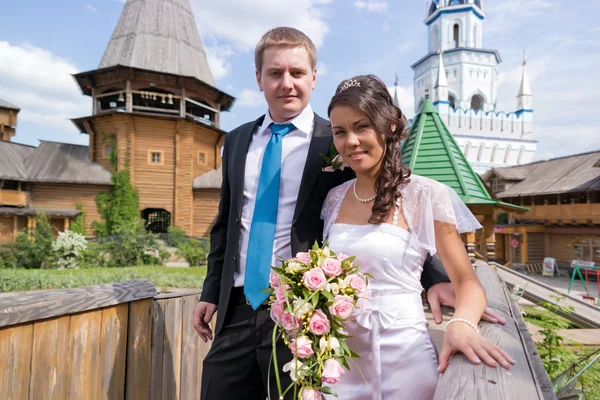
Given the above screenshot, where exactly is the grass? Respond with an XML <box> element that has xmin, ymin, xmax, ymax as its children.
<box><xmin>522</xmin><ymin>306</ymin><xmax>581</xmax><ymax>329</ymax></box>
<box><xmin>0</xmin><ymin>266</ymin><xmax>207</xmax><ymax>293</ymax></box>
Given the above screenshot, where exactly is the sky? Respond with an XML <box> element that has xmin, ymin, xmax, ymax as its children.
<box><xmin>0</xmin><ymin>0</ymin><xmax>598</xmax><ymax>161</ymax></box>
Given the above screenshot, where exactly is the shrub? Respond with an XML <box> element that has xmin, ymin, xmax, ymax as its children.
<box><xmin>100</xmin><ymin>228</ymin><xmax>161</xmax><ymax>267</ymax></box>
<box><xmin>166</xmin><ymin>226</ymin><xmax>188</xmax><ymax>248</ymax></box>
<box><xmin>11</xmin><ymin>213</ymin><xmax>54</xmax><ymax>269</ymax></box>
<box><xmin>177</xmin><ymin>238</ymin><xmax>207</xmax><ymax>266</ymax></box>
<box><xmin>52</xmin><ymin>230</ymin><xmax>88</xmax><ymax>269</ymax></box>
<box><xmin>70</xmin><ymin>204</ymin><xmax>87</xmax><ymax>236</ymax></box>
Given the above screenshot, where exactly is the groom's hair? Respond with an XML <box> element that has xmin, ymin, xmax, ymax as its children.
<box><xmin>255</xmin><ymin>27</ymin><xmax>317</xmax><ymax>73</ymax></box>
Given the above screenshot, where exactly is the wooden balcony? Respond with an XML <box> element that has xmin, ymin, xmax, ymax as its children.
<box><xmin>0</xmin><ymin>189</ymin><xmax>28</xmax><ymax>207</ymax></box>
<box><xmin>514</xmin><ymin>202</ymin><xmax>600</xmax><ymax>224</ymax></box>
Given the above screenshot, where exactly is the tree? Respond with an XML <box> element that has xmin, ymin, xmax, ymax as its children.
<box><xmin>93</xmin><ymin>140</ymin><xmax>140</xmax><ymax>236</ymax></box>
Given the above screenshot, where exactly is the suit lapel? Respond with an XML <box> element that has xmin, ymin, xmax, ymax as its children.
<box><xmin>232</xmin><ymin>115</ymin><xmax>264</xmax><ymax>217</ymax></box>
<box><xmin>293</xmin><ymin>113</ymin><xmax>333</xmax><ymax>222</ymax></box>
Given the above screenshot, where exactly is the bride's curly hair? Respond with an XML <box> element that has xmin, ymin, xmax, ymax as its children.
<box><xmin>327</xmin><ymin>74</ymin><xmax>412</xmax><ymax>224</ymax></box>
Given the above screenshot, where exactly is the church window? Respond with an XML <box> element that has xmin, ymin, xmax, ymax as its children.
<box><xmin>432</xmin><ymin>26</ymin><xmax>439</xmax><ymax>51</ymax></box>
<box><xmin>148</xmin><ymin>150</ymin><xmax>164</xmax><ymax>166</ymax></box>
<box><xmin>474</xmin><ymin>25</ymin><xmax>478</xmax><ymax>47</ymax></box>
<box><xmin>477</xmin><ymin>144</ymin><xmax>484</xmax><ymax>161</ymax></box>
<box><xmin>471</xmin><ymin>94</ymin><xmax>484</xmax><ymax>111</ymax></box>
<box><xmin>470</xmin><ymin>70</ymin><xmax>473</xmax><ymax>78</ymax></box>
<box><xmin>103</xmin><ymin>144</ymin><xmax>113</xmax><ymax>158</ymax></box>
<box><xmin>453</xmin><ymin>70</ymin><xmax>457</xmax><ymax>78</ymax></box>
<box><xmin>517</xmin><ymin>146</ymin><xmax>525</xmax><ymax>164</ymax></box>
<box><xmin>464</xmin><ymin>143</ymin><xmax>471</xmax><ymax>158</ymax></box>
<box><xmin>453</xmin><ymin>24</ymin><xmax>460</xmax><ymax>48</ymax></box>
<box><xmin>491</xmin><ymin>145</ymin><xmax>498</xmax><ymax>163</ymax></box>
<box><xmin>449</xmin><ymin>94</ymin><xmax>456</xmax><ymax>109</ymax></box>
<box><xmin>504</xmin><ymin>146</ymin><xmax>511</xmax><ymax>164</ymax></box>
<box><xmin>484</xmin><ymin>71</ymin><xmax>487</xmax><ymax>79</ymax></box>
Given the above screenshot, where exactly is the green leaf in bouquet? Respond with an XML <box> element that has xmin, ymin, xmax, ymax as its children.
<box><xmin>312</xmin><ymin>240</ymin><xmax>320</xmax><ymax>251</ymax></box>
<box><xmin>311</xmin><ymin>293</ymin><xmax>319</xmax><ymax>308</ymax></box>
<box><xmin>345</xmin><ymin>255</ymin><xmax>357</xmax><ymax>264</ymax></box>
<box><xmin>302</xmin><ymin>288</ymin><xmax>310</xmax><ymax>299</ymax></box>
<box><xmin>261</xmin><ymin>288</ymin><xmax>274</xmax><ymax>295</ymax></box>
<box><xmin>363</xmin><ymin>272</ymin><xmax>375</xmax><ymax>280</ymax></box>
<box><xmin>341</xmin><ymin>357</ymin><xmax>350</xmax><ymax>371</ymax></box>
<box><xmin>320</xmin><ymin>386</ymin><xmax>338</xmax><ymax>397</ymax></box>
<box><xmin>320</xmin><ymin>153</ymin><xmax>331</xmax><ymax>164</ymax></box>
<box><xmin>348</xmin><ymin>348</ymin><xmax>360</xmax><ymax>358</ymax></box>
<box><xmin>321</xmin><ymin>290</ymin><xmax>334</xmax><ymax>301</ymax></box>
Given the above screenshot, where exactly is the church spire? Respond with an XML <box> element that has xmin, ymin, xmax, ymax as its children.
<box><xmin>393</xmin><ymin>73</ymin><xmax>400</xmax><ymax>107</ymax></box>
<box><xmin>99</xmin><ymin>0</ymin><xmax>215</xmax><ymax>86</ymax></box>
<box><xmin>517</xmin><ymin>51</ymin><xmax>532</xmax><ymax>110</ymax></box>
<box><xmin>435</xmin><ymin>49</ymin><xmax>448</xmax><ymax>88</ymax></box>
<box><xmin>433</xmin><ymin>49</ymin><xmax>449</xmax><ymax>114</ymax></box>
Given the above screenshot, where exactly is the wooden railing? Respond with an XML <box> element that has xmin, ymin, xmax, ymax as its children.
<box><xmin>1</xmin><ymin>266</ymin><xmax>553</xmax><ymax>400</ymax></box>
<box><xmin>0</xmin><ymin>281</ymin><xmax>213</xmax><ymax>400</ymax></box>
<box><xmin>0</xmin><ymin>189</ymin><xmax>28</xmax><ymax>207</ymax></box>
<box><xmin>515</xmin><ymin>202</ymin><xmax>600</xmax><ymax>224</ymax></box>
<box><xmin>435</xmin><ymin>264</ymin><xmax>555</xmax><ymax>399</ymax></box>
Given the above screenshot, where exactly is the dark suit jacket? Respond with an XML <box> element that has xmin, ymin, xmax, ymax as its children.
<box><xmin>201</xmin><ymin>112</ymin><xmax>449</xmax><ymax>334</ymax></box>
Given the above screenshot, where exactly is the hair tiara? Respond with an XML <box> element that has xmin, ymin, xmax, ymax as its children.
<box><xmin>339</xmin><ymin>79</ymin><xmax>360</xmax><ymax>93</ymax></box>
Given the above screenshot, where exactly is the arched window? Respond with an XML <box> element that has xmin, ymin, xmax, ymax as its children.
<box><xmin>432</xmin><ymin>26</ymin><xmax>439</xmax><ymax>51</ymax></box>
<box><xmin>471</xmin><ymin>94</ymin><xmax>484</xmax><ymax>111</ymax></box>
<box><xmin>464</xmin><ymin>142</ymin><xmax>472</xmax><ymax>158</ymax></box>
<box><xmin>504</xmin><ymin>146</ymin><xmax>512</xmax><ymax>164</ymax></box>
<box><xmin>453</xmin><ymin>24</ymin><xmax>460</xmax><ymax>48</ymax></box>
<box><xmin>477</xmin><ymin>143</ymin><xmax>485</xmax><ymax>161</ymax></box>
<box><xmin>491</xmin><ymin>145</ymin><xmax>498</xmax><ymax>163</ymax></box>
<box><xmin>477</xmin><ymin>70</ymin><xmax>480</xmax><ymax>78</ymax></box>
<box><xmin>448</xmin><ymin>94</ymin><xmax>456</xmax><ymax>109</ymax></box>
<box><xmin>474</xmin><ymin>25</ymin><xmax>478</xmax><ymax>47</ymax></box>
<box><xmin>517</xmin><ymin>146</ymin><xmax>525</xmax><ymax>164</ymax></box>
<box><xmin>470</xmin><ymin>69</ymin><xmax>473</xmax><ymax>78</ymax></box>
<box><xmin>484</xmin><ymin>71</ymin><xmax>487</xmax><ymax>79</ymax></box>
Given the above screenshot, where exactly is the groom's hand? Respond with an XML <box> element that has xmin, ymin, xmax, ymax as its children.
<box><xmin>427</xmin><ymin>282</ymin><xmax>506</xmax><ymax>325</ymax></box>
<box><xmin>193</xmin><ymin>301</ymin><xmax>218</xmax><ymax>342</ymax></box>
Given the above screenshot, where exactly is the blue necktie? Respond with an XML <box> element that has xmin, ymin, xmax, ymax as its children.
<box><xmin>244</xmin><ymin>123</ymin><xmax>295</xmax><ymax>309</ymax></box>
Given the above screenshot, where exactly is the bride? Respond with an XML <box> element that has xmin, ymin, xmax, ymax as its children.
<box><xmin>321</xmin><ymin>75</ymin><xmax>514</xmax><ymax>399</ymax></box>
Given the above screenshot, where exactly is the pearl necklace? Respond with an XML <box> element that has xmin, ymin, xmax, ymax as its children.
<box><xmin>353</xmin><ymin>182</ymin><xmax>376</xmax><ymax>203</ymax></box>
<box><xmin>392</xmin><ymin>197</ymin><xmax>401</xmax><ymax>226</ymax></box>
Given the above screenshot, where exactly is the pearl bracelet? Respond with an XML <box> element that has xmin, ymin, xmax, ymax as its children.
<box><xmin>445</xmin><ymin>318</ymin><xmax>480</xmax><ymax>335</ymax></box>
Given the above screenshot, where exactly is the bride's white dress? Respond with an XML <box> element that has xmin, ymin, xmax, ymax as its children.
<box><xmin>321</xmin><ymin>175</ymin><xmax>481</xmax><ymax>400</ymax></box>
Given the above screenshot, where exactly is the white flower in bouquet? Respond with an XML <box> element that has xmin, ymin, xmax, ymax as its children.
<box><xmin>282</xmin><ymin>360</ymin><xmax>310</xmax><ymax>382</ymax></box>
<box><xmin>292</xmin><ymin>298</ymin><xmax>314</xmax><ymax>318</ymax></box>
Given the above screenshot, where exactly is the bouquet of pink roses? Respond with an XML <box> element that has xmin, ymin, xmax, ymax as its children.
<box><xmin>267</xmin><ymin>242</ymin><xmax>370</xmax><ymax>400</ymax></box>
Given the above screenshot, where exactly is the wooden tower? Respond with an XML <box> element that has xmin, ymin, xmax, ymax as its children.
<box><xmin>0</xmin><ymin>98</ymin><xmax>19</xmax><ymax>142</ymax></box>
<box><xmin>71</xmin><ymin>0</ymin><xmax>234</xmax><ymax>235</ymax></box>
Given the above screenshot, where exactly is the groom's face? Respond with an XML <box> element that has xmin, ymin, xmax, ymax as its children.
<box><xmin>256</xmin><ymin>46</ymin><xmax>316</xmax><ymax>123</ymax></box>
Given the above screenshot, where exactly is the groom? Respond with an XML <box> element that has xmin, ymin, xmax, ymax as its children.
<box><xmin>193</xmin><ymin>27</ymin><xmax>500</xmax><ymax>400</ymax></box>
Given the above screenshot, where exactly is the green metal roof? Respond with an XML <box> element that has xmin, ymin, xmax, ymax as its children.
<box><xmin>402</xmin><ymin>98</ymin><xmax>528</xmax><ymax>213</ymax></box>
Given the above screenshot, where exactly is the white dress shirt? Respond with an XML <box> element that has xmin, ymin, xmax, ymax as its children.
<box><xmin>233</xmin><ymin>105</ymin><xmax>314</xmax><ymax>287</ymax></box>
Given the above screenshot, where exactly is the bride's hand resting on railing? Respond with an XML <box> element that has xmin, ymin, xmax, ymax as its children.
<box><xmin>437</xmin><ymin>321</ymin><xmax>515</xmax><ymax>373</ymax></box>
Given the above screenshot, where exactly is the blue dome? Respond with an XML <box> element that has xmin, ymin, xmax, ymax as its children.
<box><xmin>429</xmin><ymin>0</ymin><xmax>481</xmax><ymax>16</ymax></box>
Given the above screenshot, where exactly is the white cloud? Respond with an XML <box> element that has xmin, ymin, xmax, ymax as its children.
<box><xmin>191</xmin><ymin>0</ymin><xmax>331</xmax><ymax>51</ymax></box>
<box><xmin>354</xmin><ymin>0</ymin><xmax>388</xmax><ymax>13</ymax></box>
<box><xmin>533</xmin><ymin>124</ymin><xmax>600</xmax><ymax>161</ymax></box>
<box><xmin>0</xmin><ymin>41</ymin><xmax>90</xmax><ymax>143</ymax></box>
<box><xmin>236</xmin><ymin>89</ymin><xmax>266</xmax><ymax>108</ymax></box>
<box><xmin>86</xmin><ymin>4</ymin><xmax>98</xmax><ymax>12</ymax></box>
<box><xmin>485</xmin><ymin>0</ymin><xmax>558</xmax><ymax>34</ymax></box>
<box><xmin>397</xmin><ymin>40</ymin><xmax>417</xmax><ymax>53</ymax></box>
<box><xmin>388</xmin><ymin>85</ymin><xmax>415</xmax><ymax>117</ymax></box>
<box><xmin>205</xmin><ymin>45</ymin><xmax>234</xmax><ymax>80</ymax></box>
<box><xmin>317</xmin><ymin>62</ymin><xmax>328</xmax><ymax>76</ymax></box>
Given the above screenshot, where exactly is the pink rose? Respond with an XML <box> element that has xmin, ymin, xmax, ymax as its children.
<box><xmin>275</xmin><ymin>284</ymin><xmax>290</xmax><ymax>302</ymax></box>
<box><xmin>269</xmin><ymin>270</ymin><xmax>280</xmax><ymax>288</ymax></box>
<box><xmin>301</xmin><ymin>387</ymin><xmax>322</xmax><ymax>400</ymax></box>
<box><xmin>329</xmin><ymin>295</ymin><xmax>355</xmax><ymax>319</ymax></box>
<box><xmin>321</xmin><ymin>257</ymin><xmax>342</xmax><ymax>277</ymax></box>
<box><xmin>296</xmin><ymin>252</ymin><xmax>312</xmax><ymax>265</ymax></box>
<box><xmin>280</xmin><ymin>313</ymin><xmax>302</xmax><ymax>333</ymax></box>
<box><xmin>290</xmin><ymin>336</ymin><xmax>315</xmax><ymax>359</ymax></box>
<box><xmin>308</xmin><ymin>310</ymin><xmax>330</xmax><ymax>336</ymax></box>
<box><xmin>303</xmin><ymin>268</ymin><xmax>327</xmax><ymax>291</ymax></box>
<box><xmin>347</xmin><ymin>274</ymin><xmax>366</xmax><ymax>294</ymax></box>
<box><xmin>321</xmin><ymin>166</ymin><xmax>335</xmax><ymax>172</ymax></box>
<box><xmin>270</xmin><ymin>301</ymin><xmax>285</xmax><ymax>323</ymax></box>
<box><xmin>321</xmin><ymin>359</ymin><xmax>345</xmax><ymax>384</ymax></box>
<box><xmin>337</xmin><ymin>252</ymin><xmax>349</xmax><ymax>261</ymax></box>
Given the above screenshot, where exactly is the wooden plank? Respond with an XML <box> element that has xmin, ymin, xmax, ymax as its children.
<box><xmin>126</xmin><ymin>299</ymin><xmax>153</xmax><ymax>400</ymax></box>
<box><xmin>97</xmin><ymin>304</ymin><xmax>128</xmax><ymax>400</ymax></box>
<box><xmin>0</xmin><ymin>279</ymin><xmax>157</xmax><ymax>328</ymax></box>
<box><xmin>434</xmin><ymin>264</ymin><xmax>551</xmax><ymax>400</ymax></box>
<box><xmin>29</xmin><ymin>316</ymin><xmax>70</xmax><ymax>399</ymax></box>
<box><xmin>162</xmin><ymin>298</ymin><xmax>183</xmax><ymax>400</ymax></box>
<box><xmin>154</xmin><ymin>290</ymin><xmax>203</xmax><ymax>300</ymax></box>
<box><xmin>180</xmin><ymin>294</ymin><xmax>200</xmax><ymax>400</ymax></box>
<box><xmin>0</xmin><ymin>324</ymin><xmax>34</xmax><ymax>400</ymax></box>
<box><xmin>150</xmin><ymin>300</ymin><xmax>166</xmax><ymax>400</ymax></box>
<box><xmin>66</xmin><ymin>310</ymin><xmax>102</xmax><ymax>400</ymax></box>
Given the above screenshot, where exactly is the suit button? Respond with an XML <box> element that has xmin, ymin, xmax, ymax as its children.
<box><xmin>233</xmin><ymin>256</ymin><xmax>237</xmax><ymax>262</ymax></box>
<box><xmin>236</xmin><ymin>218</ymin><xmax>240</xmax><ymax>224</ymax></box>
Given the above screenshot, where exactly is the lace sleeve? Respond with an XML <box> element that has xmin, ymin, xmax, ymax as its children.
<box><xmin>402</xmin><ymin>176</ymin><xmax>482</xmax><ymax>255</ymax></box>
<box><xmin>321</xmin><ymin>180</ymin><xmax>354</xmax><ymax>240</ymax></box>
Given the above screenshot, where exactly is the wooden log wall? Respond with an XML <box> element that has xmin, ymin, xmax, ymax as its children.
<box><xmin>434</xmin><ymin>264</ymin><xmax>555</xmax><ymax>400</ymax></box>
<box><xmin>0</xmin><ymin>282</ymin><xmax>215</xmax><ymax>400</ymax></box>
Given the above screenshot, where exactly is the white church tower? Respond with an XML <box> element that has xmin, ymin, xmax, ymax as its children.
<box><xmin>411</xmin><ymin>0</ymin><xmax>536</xmax><ymax>173</ymax></box>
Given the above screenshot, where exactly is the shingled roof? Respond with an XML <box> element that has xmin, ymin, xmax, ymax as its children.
<box><xmin>193</xmin><ymin>166</ymin><xmax>222</xmax><ymax>189</ymax></box>
<box><xmin>99</xmin><ymin>0</ymin><xmax>215</xmax><ymax>86</ymax></box>
<box><xmin>401</xmin><ymin>98</ymin><xmax>527</xmax><ymax>212</ymax></box>
<box><xmin>489</xmin><ymin>150</ymin><xmax>600</xmax><ymax>198</ymax></box>
<box><xmin>0</xmin><ymin>141</ymin><xmax>112</xmax><ymax>185</ymax></box>
<box><xmin>0</xmin><ymin>97</ymin><xmax>20</xmax><ymax>111</ymax></box>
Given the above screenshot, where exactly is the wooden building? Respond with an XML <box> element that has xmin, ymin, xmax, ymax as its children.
<box><xmin>402</xmin><ymin>98</ymin><xmax>528</xmax><ymax>262</ymax></box>
<box><xmin>482</xmin><ymin>151</ymin><xmax>600</xmax><ymax>266</ymax></box>
<box><xmin>0</xmin><ymin>0</ymin><xmax>234</xmax><ymax>241</ymax></box>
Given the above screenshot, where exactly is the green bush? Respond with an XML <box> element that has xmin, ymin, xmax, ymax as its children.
<box><xmin>70</xmin><ymin>204</ymin><xmax>87</xmax><ymax>236</ymax></box>
<box><xmin>11</xmin><ymin>213</ymin><xmax>55</xmax><ymax>269</ymax></box>
<box><xmin>166</xmin><ymin>226</ymin><xmax>188</xmax><ymax>247</ymax></box>
<box><xmin>100</xmin><ymin>228</ymin><xmax>161</xmax><ymax>267</ymax></box>
<box><xmin>177</xmin><ymin>238</ymin><xmax>207</xmax><ymax>266</ymax></box>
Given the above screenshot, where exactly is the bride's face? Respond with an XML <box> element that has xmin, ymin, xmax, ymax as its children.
<box><xmin>330</xmin><ymin>104</ymin><xmax>386</xmax><ymax>176</ymax></box>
